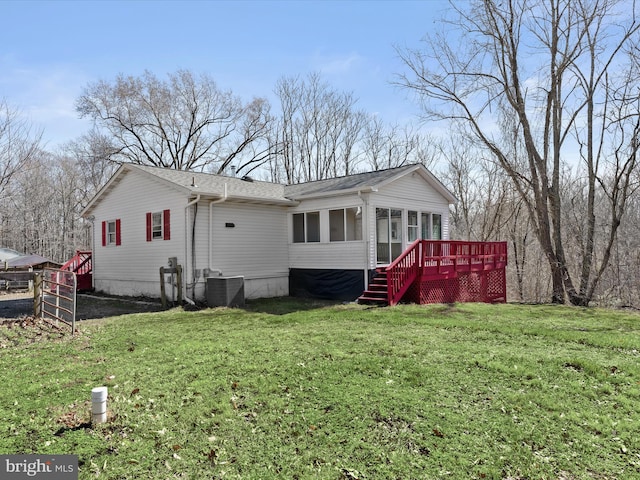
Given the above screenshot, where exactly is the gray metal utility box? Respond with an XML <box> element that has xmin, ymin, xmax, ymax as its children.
<box><xmin>206</xmin><ymin>276</ymin><xmax>245</xmax><ymax>308</ymax></box>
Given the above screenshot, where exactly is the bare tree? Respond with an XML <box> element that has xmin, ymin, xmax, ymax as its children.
<box><xmin>1</xmin><ymin>147</ymin><xmax>94</xmax><ymax>262</ymax></box>
<box><xmin>397</xmin><ymin>0</ymin><xmax>640</xmax><ymax>305</ymax></box>
<box><xmin>360</xmin><ymin>117</ymin><xmax>438</xmax><ymax>171</ymax></box>
<box><xmin>0</xmin><ymin>99</ymin><xmax>42</xmax><ymax>201</ymax></box>
<box><xmin>4</xmin><ymin>151</ymin><xmax>56</xmax><ymax>258</ymax></box>
<box><xmin>63</xmin><ymin>129</ymin><xmax>120</xmax><ymax>202</ymax></box>
<box><xmin>439</xmin><ymin>133</ymin><xmax>513</xmax><ymax>241</ymax></box>
<box><xmin>76</xmin><ymin>70</ymin><xmax>272</xmax><ymax>175</ymax></box>
<box><xmin>272</xmin><ymin>72</ymin><xmax>366</xmax><ymax>183</ymax></box>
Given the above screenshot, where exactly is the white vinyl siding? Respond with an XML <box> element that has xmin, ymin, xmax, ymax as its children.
<box><xmin>372</xmin><ymin>174</ymin><xmax>450</xmax><ymax>242</ymax></box>
<box><xmin>91</xmin><ymin>170</ymin><xmax>185</xmax><ymax>298</ymax></box>
<box><xmin>188</xmin><ymin>201</ymin><xmax>290</xmax><ymax>301</ymax></box>
<box><xmin>210</xmin><ymin>203</ymin><xmax>288</xmax><ymax>280</ymax></box>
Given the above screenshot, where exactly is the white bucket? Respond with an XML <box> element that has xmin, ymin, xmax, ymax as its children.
<box><xmin>91</xmin><ymin>386</ymin><xmax>108</xmax><ymax>424</ymax></box>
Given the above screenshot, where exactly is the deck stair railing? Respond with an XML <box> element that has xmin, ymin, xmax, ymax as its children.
<box><xmin>60</xmin><ymin>250</ymin><xmax>93</xmax><ymax>291</ymax></box>
<box><xmin>386</xmin><ymin>239</ymin><xmax>422</xmax><ymax>306</ymax></box>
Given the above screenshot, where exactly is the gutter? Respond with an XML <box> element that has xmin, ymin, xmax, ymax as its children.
<box><xmin>289</xmin><ymin>185</ymin><xmax>377</xmax><ymax>202</ymax></box>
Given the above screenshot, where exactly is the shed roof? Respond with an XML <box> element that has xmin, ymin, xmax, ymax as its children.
<box><xmin>6</xmin><ymin>254</ymin><xmax>60</xmax><ymax>268</ymax></box>
<box><xmin>0</xmin><ymin>247</ymin><xmax>23</xmax><ymax>262</ymax></box>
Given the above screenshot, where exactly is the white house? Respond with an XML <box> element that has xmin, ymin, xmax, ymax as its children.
<box><xmin>80</xmin><ymin>163</ymin><xmax>456</xmax><ymax>303</ymax></box>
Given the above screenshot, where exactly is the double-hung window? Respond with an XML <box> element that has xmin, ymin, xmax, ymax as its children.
<box><xmin>146</xmin><ymin>210</ymin><xmax>171</xmax><ymax>241</ymax></box>
<box><xmin>101</xmin><ymin>219</ymin><xmax>121</xmax><ymax>246</ymax></box>
<box><xmin>152</xmin><ymin>212</ymin><xmax>163</xmax><ymax>239</ymax></box>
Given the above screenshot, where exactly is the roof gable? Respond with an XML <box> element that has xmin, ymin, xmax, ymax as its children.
<box><xmin>284</xmin><ymin>164</ymin><xmax>456</xmax><ymax>203</ymax></box>
<box><xmin>82</xmin><ymin>164</ymin><xmax>294</xmax><ymax>217</ymax></box>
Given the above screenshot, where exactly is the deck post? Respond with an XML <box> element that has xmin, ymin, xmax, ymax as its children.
<box><xmin>33</xmin><ymin>273</ymin><xmax>42</xmax><ymax>317</ymax></box>
<box><xmin>160</xmin><ymin>267</ymin><xmax>167</xmax><ymax>309</ymax></box>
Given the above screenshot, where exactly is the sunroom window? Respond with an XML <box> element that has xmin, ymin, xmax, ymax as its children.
<box><xmin>330</xmin><ymin>207</ymin><xmax>362</xmax><ymax>242</ymax></box>
<box><xmin>292</xmin><ymin>212</ymin><xmax>320</xmax><ymax>243</ymax></box>
<box><xmin>408</xmin><ymin>210</ymin><xmax>419</xmax><ymax>242</ymax></box>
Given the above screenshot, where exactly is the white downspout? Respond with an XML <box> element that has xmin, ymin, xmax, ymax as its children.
<box><xmin>184</xmin><ymin>194</ymin><xmax>201</xmax><ymax>305</ymax></box>
<box><xmin>208</xmin><ymin>183</ymin><xmax>228</xmax><ymax>277</ymax></box>
<box><xmin>88</xmin><ymin>215</ymin><xmax>96</xmax><ymax>291</ymax></box>
<box><xmin>358</xmin><ymin>190</ymin><xmax>369</xmax><ymax>291</ymax></box>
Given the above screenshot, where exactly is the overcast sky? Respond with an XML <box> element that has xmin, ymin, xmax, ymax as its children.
<box><xmin>0</xmin><ymin>0</ymin><xmax>450</xmax><ymax>148</ymax></box>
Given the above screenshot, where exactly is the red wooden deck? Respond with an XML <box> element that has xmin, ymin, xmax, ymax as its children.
<box><xmin>358</xmin><ymin>240</ymin><xmax>507</xmax><ymax>306</ymax></box>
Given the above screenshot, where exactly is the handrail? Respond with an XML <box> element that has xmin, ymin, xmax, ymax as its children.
<box><xmin>61</xmin><ymin>250</ymin><xmax>92</xmax><ymax>274</ymax></box>
<box><xmin>421</xmin><ymin>240</ymin><xmax>507</xmax><ymax>278</ymax></box>
<box><xmin>385</xmin><ymin>239</ymin><xmax>422</xmax><ymax>306</ymax></box>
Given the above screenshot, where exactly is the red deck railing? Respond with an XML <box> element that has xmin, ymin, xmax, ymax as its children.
<box><xmin>386</xmin><ymin>240</ymin><xmax>507</xmax><ymax>306</ymax></box>
<box><xmin>60</xmin><ymin>250</ymin><xmax>93</xmax><ymax>291</ymax></box>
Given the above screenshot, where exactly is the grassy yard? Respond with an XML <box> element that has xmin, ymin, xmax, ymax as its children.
<box><xmin>1</xmin><ymin>300</ymin><xmax>639</xmax><ymax>479</ymax></box>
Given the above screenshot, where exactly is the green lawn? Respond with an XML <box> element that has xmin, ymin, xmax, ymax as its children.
<box><xmin>1</xmin><ymin>300</ymin><xmax>640</xmax><ymax>479</ymax></box>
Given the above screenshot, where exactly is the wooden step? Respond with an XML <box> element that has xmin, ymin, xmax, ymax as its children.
<box><xmin>357</xmin><ymin>269</ymin><xmax>390</xmax><ymax>305</ymax></box>
<box><xmin>357</xmin><ymin>295</ymin><xmax>388</xmax><ymax>305</ymax></box>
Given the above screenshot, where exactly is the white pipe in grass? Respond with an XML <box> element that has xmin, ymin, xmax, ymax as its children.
<box><xmin>91</xmin><ymin>386</ymin><xmax>108</xmax><ymax>424</ymax></box>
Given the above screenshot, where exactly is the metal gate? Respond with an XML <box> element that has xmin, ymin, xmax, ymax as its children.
<box><xmin>35</xmin><ymin>268</ymin><xmax>77</xmax><ymax>333</ymax></box>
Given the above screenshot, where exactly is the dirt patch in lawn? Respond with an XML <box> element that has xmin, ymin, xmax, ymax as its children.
<box><xmin>0</xmin><ymin>290</ymin><xmax>165</xmax><ymax>322</ymax></box>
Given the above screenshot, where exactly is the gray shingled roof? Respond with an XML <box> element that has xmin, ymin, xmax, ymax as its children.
<box><xmin>83</xmin><ymin>163</ymin><xmax>455</xmax><ymax>217</ymax></box>
<box><xmin>128</xmin><ymin>164</ymin><xmax>290</xmax><ymax>203</ymax></box>
<box><xmin>284</xmin><ymin>164</ymin><xmax>419</xmax><ymax>198</ymax></box>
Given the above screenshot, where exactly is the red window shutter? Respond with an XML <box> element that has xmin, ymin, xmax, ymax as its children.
<box><xmin>146</xmin><ymin>212</ymin><xmax>152</xmax><ymax>242</ymax></box>
<box><xmin>101</xmin><ymin>221</ymin><xmax>106</xmax><ymax>247</ymax></box>
<box><xmin>115</xmin><ymin>219</ymin><xmax>122</xmax><ymax>246</ymax></box>
<box><xmin>163</xmin><ymin>209</ymin><xmax>171</xmax><ymax>240</ymax></box>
